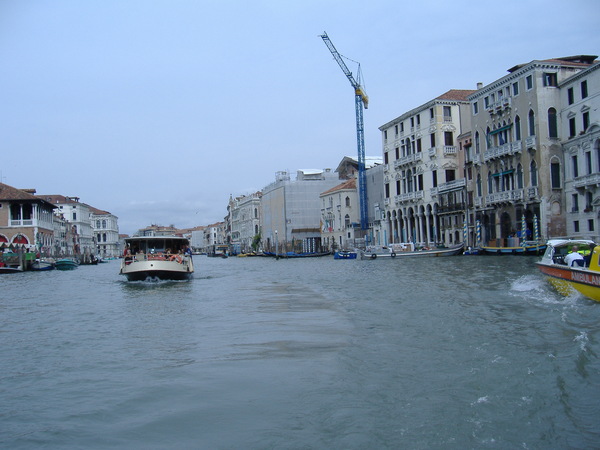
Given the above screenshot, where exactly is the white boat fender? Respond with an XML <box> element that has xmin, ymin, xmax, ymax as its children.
<box><xmin>371</xmin><ymin>254</ymin><xmax>377</xmax><ymax>259</ymax></box>
<box><xmin>391</xmin><ymin>252</ymin><xmax>396</xmax><ymax>258</ymax></box>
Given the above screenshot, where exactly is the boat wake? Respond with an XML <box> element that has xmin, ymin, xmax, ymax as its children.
<box><xmin>509</xmin><ymin>274</ymin><xmax>581</xmax><ymax>305</ymax></box>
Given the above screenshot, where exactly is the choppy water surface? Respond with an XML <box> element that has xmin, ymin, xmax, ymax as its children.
<box><xmin>1</xmin><ymin>256</ymin><xmax>599</xmax><ymax>449</ymax></box>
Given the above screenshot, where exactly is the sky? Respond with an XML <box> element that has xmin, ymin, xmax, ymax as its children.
<box><xmin>1</xmin><ymin>0</ymin><xmax>599</xmax><ymax>235</ymax></box>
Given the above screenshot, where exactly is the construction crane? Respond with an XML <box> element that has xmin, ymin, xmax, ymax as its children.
<box><xmin>320</xmin><ymin>31</ymin><xmax>369</xmax><ymax>231</ymax></box>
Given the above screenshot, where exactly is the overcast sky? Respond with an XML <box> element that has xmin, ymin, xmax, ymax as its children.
<box><xmin>1</xmin><ymin>0</ymin><xmax>598</xmax><ymax>235</ymax></box>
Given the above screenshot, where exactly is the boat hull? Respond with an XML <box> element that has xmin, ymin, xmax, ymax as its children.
<box><xmin>481</xmin><ymin>245</ymin><xmax>546</xmax><ymax>255</ymax></box>
<box><xmin>361</xmin><ymin>244</ymin><xmax>463</xmax><ymax>259</ymax></box>
<box><xmin>31</xmin><ymin>260</ymin><xmax>55</xmax><ymax>271</ymax></box>
<box><xmin>537</xmin><ymin>262</ymin><xmax>600</xmax><ymax>302</ymax></box>
<box><xmin>334</xmin><ymin>251</ymin><xmax>357</xmax><ymax>259</ymax></box>
<box><xmin>55</xmin><ymin>259</ymin><xmax>79</xmax><ymax>270</ymax></box>
<box><xmin>120</xmin><ymin>259</ymin><xmax>193</xmax><ymax>281</ymax></box>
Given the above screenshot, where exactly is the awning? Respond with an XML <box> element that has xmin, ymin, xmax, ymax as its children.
<box><xmin>491</xmin><ymin>169</ymin><xmax>515</xmax><ymax>177</ymax></box>
<box><xmin>488</xmin><ymin>124</ymin><xmax>512</xmax><ymax>135</ymax></box>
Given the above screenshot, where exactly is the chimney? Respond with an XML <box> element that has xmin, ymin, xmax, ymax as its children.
<box><xmin>477</xmin><ymin>82</ymin><xmax>483</xmax><ymax>89</ymax></box>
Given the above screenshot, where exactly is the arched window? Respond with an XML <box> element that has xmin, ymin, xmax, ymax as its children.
<box><xmin>514</xmin><ymin>115</ymin><xmax>521</xmax><ymax>141</ymax></box>
<box><xmin>488</xmin><ymin>172</ymin><xmax>493</xmax><ymax>193</ymax></box>
<box><xmin>516</xmin><ymin>164</ymin><xmax>523</xmax><ymax>189</ymax></box>
<box><xmin>530</xmin><ymin>160</ymin><xmax>538</xmax><ymax>186</ymax></box>
<box><xmin>548</xmin><ymin>108</ymin><xmax>558</xmax><ymax>138</ymax></box>
<box><xmin>528</xmin><ymin>110</ymin><xmax>535</xmax><ymax>136</ymax></box>
<box><xmin>345</xmin><ymin>196</ymin><xmax>350</xmax><ymax>207</ymax></box>
<box><xmin>475</xmin><ymin>131</ymin><xmax>480</xmax><ymax>153</ymax></box>
<box><xmin>476</xmin><ymin>174</ymin><xmax>482</xmax><ymax>196</ymax></box>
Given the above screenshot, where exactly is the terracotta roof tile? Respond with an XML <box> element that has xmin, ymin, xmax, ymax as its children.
<box><xmin>321</xmin><ymin>178</ymin><xmax>356</xmax><ymax>195</ymax></box>
<box><xmin>436</xmin><ymin>89</ymin><xmax>477</xmax><ymax>101</ymax></box>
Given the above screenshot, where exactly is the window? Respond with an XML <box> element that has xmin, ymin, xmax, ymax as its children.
<box><xmin>531</xmin><ymin>161</ymin><xmax>538</xmax><ymax>186</ymax></box>
<box><xmin>396</xmin><ymin>180</ymin><xmax>401</xmax><ymax>195</ymax></box>
<box><xmin>550</xmin><ymin>160</ymin><xmax>561</xmax><ymax>188</ymax></box>
<box><xmin>516</xmin><ymin>164</ymin><xmax>523</xmax><ymax>189</ymax></box>
<box><xmin>586</xmin><ymin>152</ymin><xmax>592</xmax><ymax>175</ymax></box>
<box><xmin>432</xmin><ymin>171</ymin><xmax>438</xmax><ymax>188</ymax></box>
<box><xmin>572</xmin><ymin>194</ymin><xmax>579</xmax><ymax>212</ymax></box>
<box><xmin>418</xmin><ymin>174</ymin><xmax>423</xmax><ymax>191</ymax></box>
<box><xmin>395</xmin><ymin>147</ymin><xmax>399</xmax><ymax>159</ymax></box>
<box><xmin>385</xmin><ymin>183</ymin><xmax>390</xmax><ymax>198</ymax></box>
<box><xmin>444</xmin><ymin>131</ymin><xmax>454</xmax><ymax>146</ymax></box>
<box><xmin>567</xmin><ymin>87</ymin><xmax>574</xmax><ymax>105</ymax></box>
<box><xmin>574</xmin><ymin>221</ymin><xmax>580</xmax><ymax>232</ymax></box>
<box><xmin>443</xmin><ymin>106</ymin><xmax>452</xmax><ymax>120</ymax></box>
<box><xmin>73</xmin><ymin>212</ymin><xmax>77</xmax><ymax>221</ymax></box>
<box><xmin>446</xmin><ymin>170</ymin><xmax>456</xmax><ymax>182</ymax></box>
<box><xmin>569</xmin><ymin>117</ymin><xmax>576</xmax><ymax>137</ymax></box>
<box><xmin>528</xmin><ymin>110</ymin><xmax>535</xmax><ymax>136</ymax></box>
<box><xmin>583</xmin><ymin>111</ymin><xmax>590</xmax><ymax>132</ymax></box>
<box><xmin>416</xmin><ymin>114</ymin><xmax>421</xmax><ymax>126</ymax></box>
<box><xmin>581</xmin><ymin>80</ymin><xmax>588</xmax><ymax>98</ymax></box>
<box><xmin>475</xmin><ymin>131</ymin><xmax>480</xmax><ymax>152</ymax></box>
<box><xmin>548</xmin><ymin>108</ymin><xmax>558</xmax><ymax>138</ymax></box>
<box><xmin>400</xmin><ymin>122</ymin><xmax>404</xmax><ymax>132</ymax></box>
<box><xmin>586</xmin><ymin>192</ymin><xmax>593</xmax><ymax>210</ymax></box>
<box><xmin>384</xmin><ymin>130</ymin><xmax>387</xmax><ymax>140</ymax></box>
<box><xmin>416</xmin><ymin>138</ymin><xmax>422</xmax><ymax>152</ymax></box>
<box><xmin>430</xmin><ymin>133</ymin><xmax>436</xmax><ymax>148</ymax></box>
<box><xmin>589</xmin><ymin>219</ymin><xmax>594</xmax><ymax>232</ymax></box>
<box><xmin>543</xmin><ymin>72</ymin><xmax>557</xmax><ymax>87</ymax></box>
<box><xmin>345</xmin><ymin>196</ymin><xmax>350</xmax><ymax>207</ymax></box>
<box><xmin>430</xmin><ymin>108</ymin><xmax>434</xmax><ymax>119</ymax></box>
<box><xmin>473</xmin><ymin>101</ymin><xmax>478</xmax><ymax>115</ymax></box>
<box><xmin>572</xmin><ymin>155</ymin><xmax>579</xmax><ymax>178</ymax></box>
<box><xmin>484</xmin><ymin>96</ymin><xmax>490</xmax><ymax>108</ymax></box>
<box><xmin>476</xmin><ymin>174</ymin><xmax>482</xmax><ymax>196</ymax></box>
<box><xmin>394</xmin><ymin>124</ymin><xmax>398</xmax><ymax>135</ymax></box>
<box><xmin>384</xmin><ymin>152</ymin><xmax>388</xmax><ymax>164</ymax></box>
<box><xmin>514</xmin><ymin>116</ymin><xmax>521</xmax><ymax>141</ymax></box>
<box><xmin>410</xmin><ymin>117</ymin><xmax>414</xmax><ymax>128</ymax></box>
<box><xmin>526</xmin><ymin>75</ymin><xmax>533</xmax><ymax>90</ymax></box>
<box><xmin>512</xmin><ymin>81</ymin><xmax>519</xmax><ymax>96</ymax></box>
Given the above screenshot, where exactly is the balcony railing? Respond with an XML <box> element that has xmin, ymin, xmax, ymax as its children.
<box><xmin>394</xmin><ymin>191</ymin><xmax>424</xmax><ymax>203</ymax></box>
<box><xmin>10</xmin><ymin>219</ymin><xmax>34</xmax><ymax>226</ymax></box>
<box><xmin>393</xmin><ymin>152</ymin><xmax>423</xmax><ymax>169</ymax></box>
<box><xmin>437</xmin><ymin>178</ymin><xmax>466</xmax><ymax>194</ymax></box>
<box><xmin>484</xmin><ymin>189</ymin><xmax>524</xmax><ymax>205</ymax></box>
<box><xmin>573</xmin><ymin>173</ymin><xmax>600</xmax><ymax>189</ymax></box>
<box><xmin>443</xmin><ymin>145</ymin><xmax>458</xmax><ymax>155</ymax></box>
<box><xmin>525</xmin><ymin>135</ymin><xmax>536</xmax><ymax>149</ymax></box>
<box><xmin>483</xmin><ymin>141</ymin><xmax>522</xmax><ymax>161</ymax></box>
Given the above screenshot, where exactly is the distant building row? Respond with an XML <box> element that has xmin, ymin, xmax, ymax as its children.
<box><xmin>0</xmin><ymin>184</ymin><xmax>120</xmax><ymax>257</ymax></box>
<box><xmin>223</xmin><ymin>54</ymin><xmax>600</xmax><ymax>252</ymax></box>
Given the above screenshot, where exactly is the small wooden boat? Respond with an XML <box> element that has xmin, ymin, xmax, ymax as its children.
<box><xmin>30</xmin><ymin>259</ymin><xmax>56</xmax><ymax>271</ymax></box>
<box><xmin>361</xmin><ymin>243</ymin><xmax>464</xmax><ymax>259</ymax></box>
<box><xmin>334</xmin><ymin>250</ymin><xmax>357</xmax><ymax>259</ymax></box>
<box><xmin>55</xmin><ymin>258</ymin><xmax>79</xmax><ymax>270</ymax></box>
<box><xmin>536</xmin><ymin>239</ymin><xmax>600</xmax><ymax>302</ymax></box>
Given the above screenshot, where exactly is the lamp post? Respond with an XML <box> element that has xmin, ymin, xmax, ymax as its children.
<box><xmin>275</xmin><ymin>230</ymin><xmax>278</xmax><ymax>257</ymax></box>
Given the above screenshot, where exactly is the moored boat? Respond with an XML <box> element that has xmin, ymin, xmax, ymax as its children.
<box><xmin>55</xmin><ymin>258</ymin><xmax>79</xmax><ymax>270</ymax></box>
<box><xmin>361</xmin><ymin>243</ymin><xmax>464</xmax><ymax>259</ymax></box>
<box><xmin>119</xmin><ymin>235</ymin><xmax>194</xmax><ymax>281</ymax></box>
<box><xmin>536</xmin><ymin>238</ymin><xmax>600</xmax><ymax>302</ymax></box>
<box><xmin>481</xmin><ymin>242</ymin><xmax>546</xmax><ymax>255</ymax></box>
<box><xmin>334</xmin><ymin>250</ymin><xmax>357</xmax><ymax>259</ymax></box>
<box><xmin>31</xmin><ymin>259</ymin><xmax>56</xmax><ymax>271</ymax></box>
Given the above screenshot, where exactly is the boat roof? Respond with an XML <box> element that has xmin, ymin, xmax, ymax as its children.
<box><xmin>546</xmin><ymin>238</ymin><xmax>596</xmax><ymax>247</ymax></box>
<box><xmin>125</xmin><ymin>235</ymin><xmax>189</xmax><ymax>242</ymax></box>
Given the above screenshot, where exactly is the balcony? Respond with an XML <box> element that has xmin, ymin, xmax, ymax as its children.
<box><xmin>393</xmin><ymin>152</ymin><xmax>423</xmax><ymax>169</ymax></box>
<box><xmin>483</xmin><ymin>141</ymin><xmax>522</xmax><ymax>161</ymax></box>
<box><xmin>484</xmin><ymin>189</ymin><xmax>524</xmax><ymax>205</ymax></box>
<box><xmin>437</xmin><ymin>178</ymin><xmax>466</xmax><ymax>194</ymax></box>
<box><xmin>10</xmin><ymin>219</ymin><xmax>34</xmax><ymax>226</ymax></box>
<box><xmin>443</xmin><ymin>145</ymin><xmax>458</xmax><ymax>156</ymax></box>
<box><xmin>573</xmin><ymin>173</ymin><xmax>600</xmax><ymax>189</ymax></box>
<box><xmin>525</xmin><ymin>135</ymin><xmax>536</xmax><ymax>149</ymax></box>
<box><xmin>394</xmin><ymin>191</ymin><xmax>424</xmax><ymax>204</ymax></box>
<box><xmin>527</xmin><ymin>186</ymin><xmax>539</xmax><ymax>200</ymax></box>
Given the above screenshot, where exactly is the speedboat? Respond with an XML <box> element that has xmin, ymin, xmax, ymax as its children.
<box><xmin>334</xmin><ymin>250</ymin><xmax>357</xmax><ymax>259</ymax></box>
<box><xmin>119</xmin><ymin>235</ymin><xmax>194</xmax><ymax>281</ymax></box>
<box><xmin>536</xmin><ymin>238</ymin><xmax>600</xmax><ymax>302</ymax></box>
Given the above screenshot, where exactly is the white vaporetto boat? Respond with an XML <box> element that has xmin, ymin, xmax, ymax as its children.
<box><xmin>119</xmin><ymin>236</ymin><xmax>194</xmax><ymax>281</ymax></box>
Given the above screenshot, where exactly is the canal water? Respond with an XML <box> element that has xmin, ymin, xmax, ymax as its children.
<box><xmin>1</xmin><ymin>255</ymin><xmax>599</xmax><ymax>449</ymax></box>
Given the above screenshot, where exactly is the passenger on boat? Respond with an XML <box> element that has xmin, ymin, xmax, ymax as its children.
<box><xmin>124</xmin><ymin>249</ymin><xmax>133</xmax><ymax>265</ymax></box>
<box><xmin>565</xmin><ymin>246</ymin><xmax>585</xmax><ymax>267</ymax></box>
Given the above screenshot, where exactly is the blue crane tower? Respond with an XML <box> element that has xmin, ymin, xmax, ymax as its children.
<box><xmin>320</xmin><ymin>31</ymin><xmax>369</xmax><ymax>231</ymax></box>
